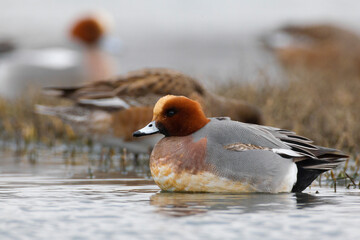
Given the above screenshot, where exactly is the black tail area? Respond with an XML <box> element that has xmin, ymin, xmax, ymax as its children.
<box><xmin>291</xmin><ymin>147</ymin><xmax>348</xmax><ymax>192</ymax></box>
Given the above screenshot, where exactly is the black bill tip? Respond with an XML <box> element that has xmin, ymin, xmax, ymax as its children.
<box><xmin>133</xmin><ymin>131</ymin><xmax>144</xmax><ymax>137</ymax></box>
<box><xmin>133</xmin><ymin>130</ymin><xmax>160</xmax><ymax>137</ymax></box>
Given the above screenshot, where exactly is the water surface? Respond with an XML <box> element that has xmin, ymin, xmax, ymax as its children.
<box><xmin>0</xmin><ymin>166</ymin><xmax>359</xmax><ymax>240</ymax></box>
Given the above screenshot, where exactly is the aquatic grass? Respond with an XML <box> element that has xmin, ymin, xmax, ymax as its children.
<box><xmin>0</xmin><ymin>92</ymin><xmax>78</xmax><ymax>148</ymax></box>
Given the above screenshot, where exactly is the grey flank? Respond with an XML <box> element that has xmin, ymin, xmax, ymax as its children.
<box><xmin>192</xmin><ymin>118</ymin><xmax>347</xmax><ymax>192</ymax></box>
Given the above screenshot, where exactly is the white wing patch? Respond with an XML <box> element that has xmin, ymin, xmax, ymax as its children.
<box><xmin>271</xmin><ymin>148</ymin><xmax>304</xmax><ymax>158</ymax></box>
<box><xmin>79</xmin><ymin>97</ymin><xmax>130</xmax><ymax>109</ymax></box>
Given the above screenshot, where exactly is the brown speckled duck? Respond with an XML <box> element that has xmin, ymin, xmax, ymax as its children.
<box><xmin>37</xmin><ymin>68</ymin><xmax>263</xmax><ymax>152</ymax></box>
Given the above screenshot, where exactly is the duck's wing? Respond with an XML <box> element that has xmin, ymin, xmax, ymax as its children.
<box><xmin>111</xmin><ymin>68</ymin><xmax>206</xmax><ymax>106</ymax></box>
<box><xmin>243</xmin><ymin>123</ymin><xmax>347</xmax><ymax>160</ymax></box>
<box><xmin>45</xmin><ymin>68</ymin><xmax>206</xmax><ymax>111</ymax></box>
<box><xmin>253</xmin><ymin>125</ymin><xmax>317</xmax><ymax>158</ymax></box>
<box><xmin>224</xmin><ymin>122</ymin><xmax>348</xmax><ymax>192</ymax></box>
<box><xmin>203</xmin><ymin>120</ymin><xmax>348</xmax><ymax>192</ymax></box>
<box><xmin>210</xmin><ymin>122</ymin><xmax>314</xmax><ymax>159</ymax></box>
<box><xmin>204</xmin><ymin>120</ymin><xmax>307</xmax><ymax>158</ymax></box>
<box><xmin>43</xmin><ymin>78</ymin><xmax>120</xmax><ymax>100</ymax></box>
<box><xmin>206</xmin><ymin>119</ymin><xmax>347</xmax><ymax>161</ymax></box>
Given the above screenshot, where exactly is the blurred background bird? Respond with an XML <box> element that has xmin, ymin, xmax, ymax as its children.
<box><xmin>0</xmin><ymin>12</ymin><xmax>119</xmax><ymax>98</ymax></box>
<box><xmin>36</xmin><ymin>68</ymin><xmax>263</xmax><ymax>153</ymax></box>
<box><xmin>263</xmin><ymin>24</ymin><xmax>360</xmax><ymax>75</ymax></box>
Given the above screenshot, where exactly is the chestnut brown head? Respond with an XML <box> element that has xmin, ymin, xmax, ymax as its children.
<box><xmin>133</xmin><ymin>95</ymin><xmax>210</xmax><ymax>137</ymax></box>
<box><xmin>70</xmin><ymin>15</ymin><xmax>107</xmax><ymax>45</ymax></box>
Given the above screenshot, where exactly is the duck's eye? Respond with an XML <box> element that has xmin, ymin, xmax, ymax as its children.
<box><xmin>165</xmin><ymin>108</ymin><xmax>177</xmax><ymax>117</ymax></box>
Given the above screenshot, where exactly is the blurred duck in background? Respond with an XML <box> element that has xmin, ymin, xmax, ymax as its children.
<box><xmin>0</xmin><ymin>12</ymin><xmax>119</xmax><ymax>98</ymax></box>
<box><xmin>70</xmin><ymin>12</ymin><xmax>119</xmax><ymax>83</ymax></box>
<box><xmin>36</xmin><ymin>68</ymin><xmax>263</xmax><ymax>153</ymax></box>
<box><xmin>263</xmin><ymin>24</ymin><xmax>360</xmax><ymax>74</ymax></box>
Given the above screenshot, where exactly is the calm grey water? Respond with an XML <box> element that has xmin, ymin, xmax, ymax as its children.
<box><xmin>0</xmin><ymin>158</ymin><xmax>360</xmax><ymax>240</ymax></box>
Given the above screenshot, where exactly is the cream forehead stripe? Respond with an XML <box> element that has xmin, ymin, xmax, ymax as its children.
<box><xmin>153</xmin><ymin>95</ymin><xmax>177</xmax><ymax>116</ymax></box>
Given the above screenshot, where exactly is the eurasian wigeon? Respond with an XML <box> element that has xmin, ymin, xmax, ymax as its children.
<box><xmin>70</xmin><ymin>13</ymin><xmax>109</xmax><ymax>46</ymax></box>
<box><xmin>0</xmin><ymin>12</ymin><xmax>117</xmax><ymax>98</ymax></box>
<box><xmin>70</xmin><ymin>12</ymin><xmax>118</xmax><ymax>82</ymax></box>
<box><xmin>37</xmin><ymin>68</ymin><xmax>263</xmax><ymax>152</ymax></box>
<box><xmin>264</xmin><ymin>24</ymin><xmax>360</xmax><ymax>72</ymax></box>
<box><xmin>133</xmin><ymin>95</ymin><xmax>347</xmax><ymax>193</ymax></box>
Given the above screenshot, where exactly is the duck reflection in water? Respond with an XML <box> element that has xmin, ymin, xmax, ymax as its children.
<box><xmin>149</xmin><ymin>191</ymin><xmax>337</xmax><ymax>217</ymax></box>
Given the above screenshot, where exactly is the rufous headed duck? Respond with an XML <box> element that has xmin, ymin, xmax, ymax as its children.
<box><xmin>134</xmin><ymin>95</ymin><xmax>347</xmax><ymax>193</ymax></box>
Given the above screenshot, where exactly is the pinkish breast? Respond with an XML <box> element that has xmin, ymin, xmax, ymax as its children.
<box><xmin>150</xmin><ymin>136</ymin><xmax>209</xmax><ymax>175</ymax></box>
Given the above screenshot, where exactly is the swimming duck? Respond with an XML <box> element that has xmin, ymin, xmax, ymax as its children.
<box><xmin>37</xmin><ymin>68</ymin><xmax>263</xmax><ymax>152</ymax></box>
<box><xmin>133</xmin><ymin>95</ymin><xmax>347</xmax><ymax>193</ymax></box>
